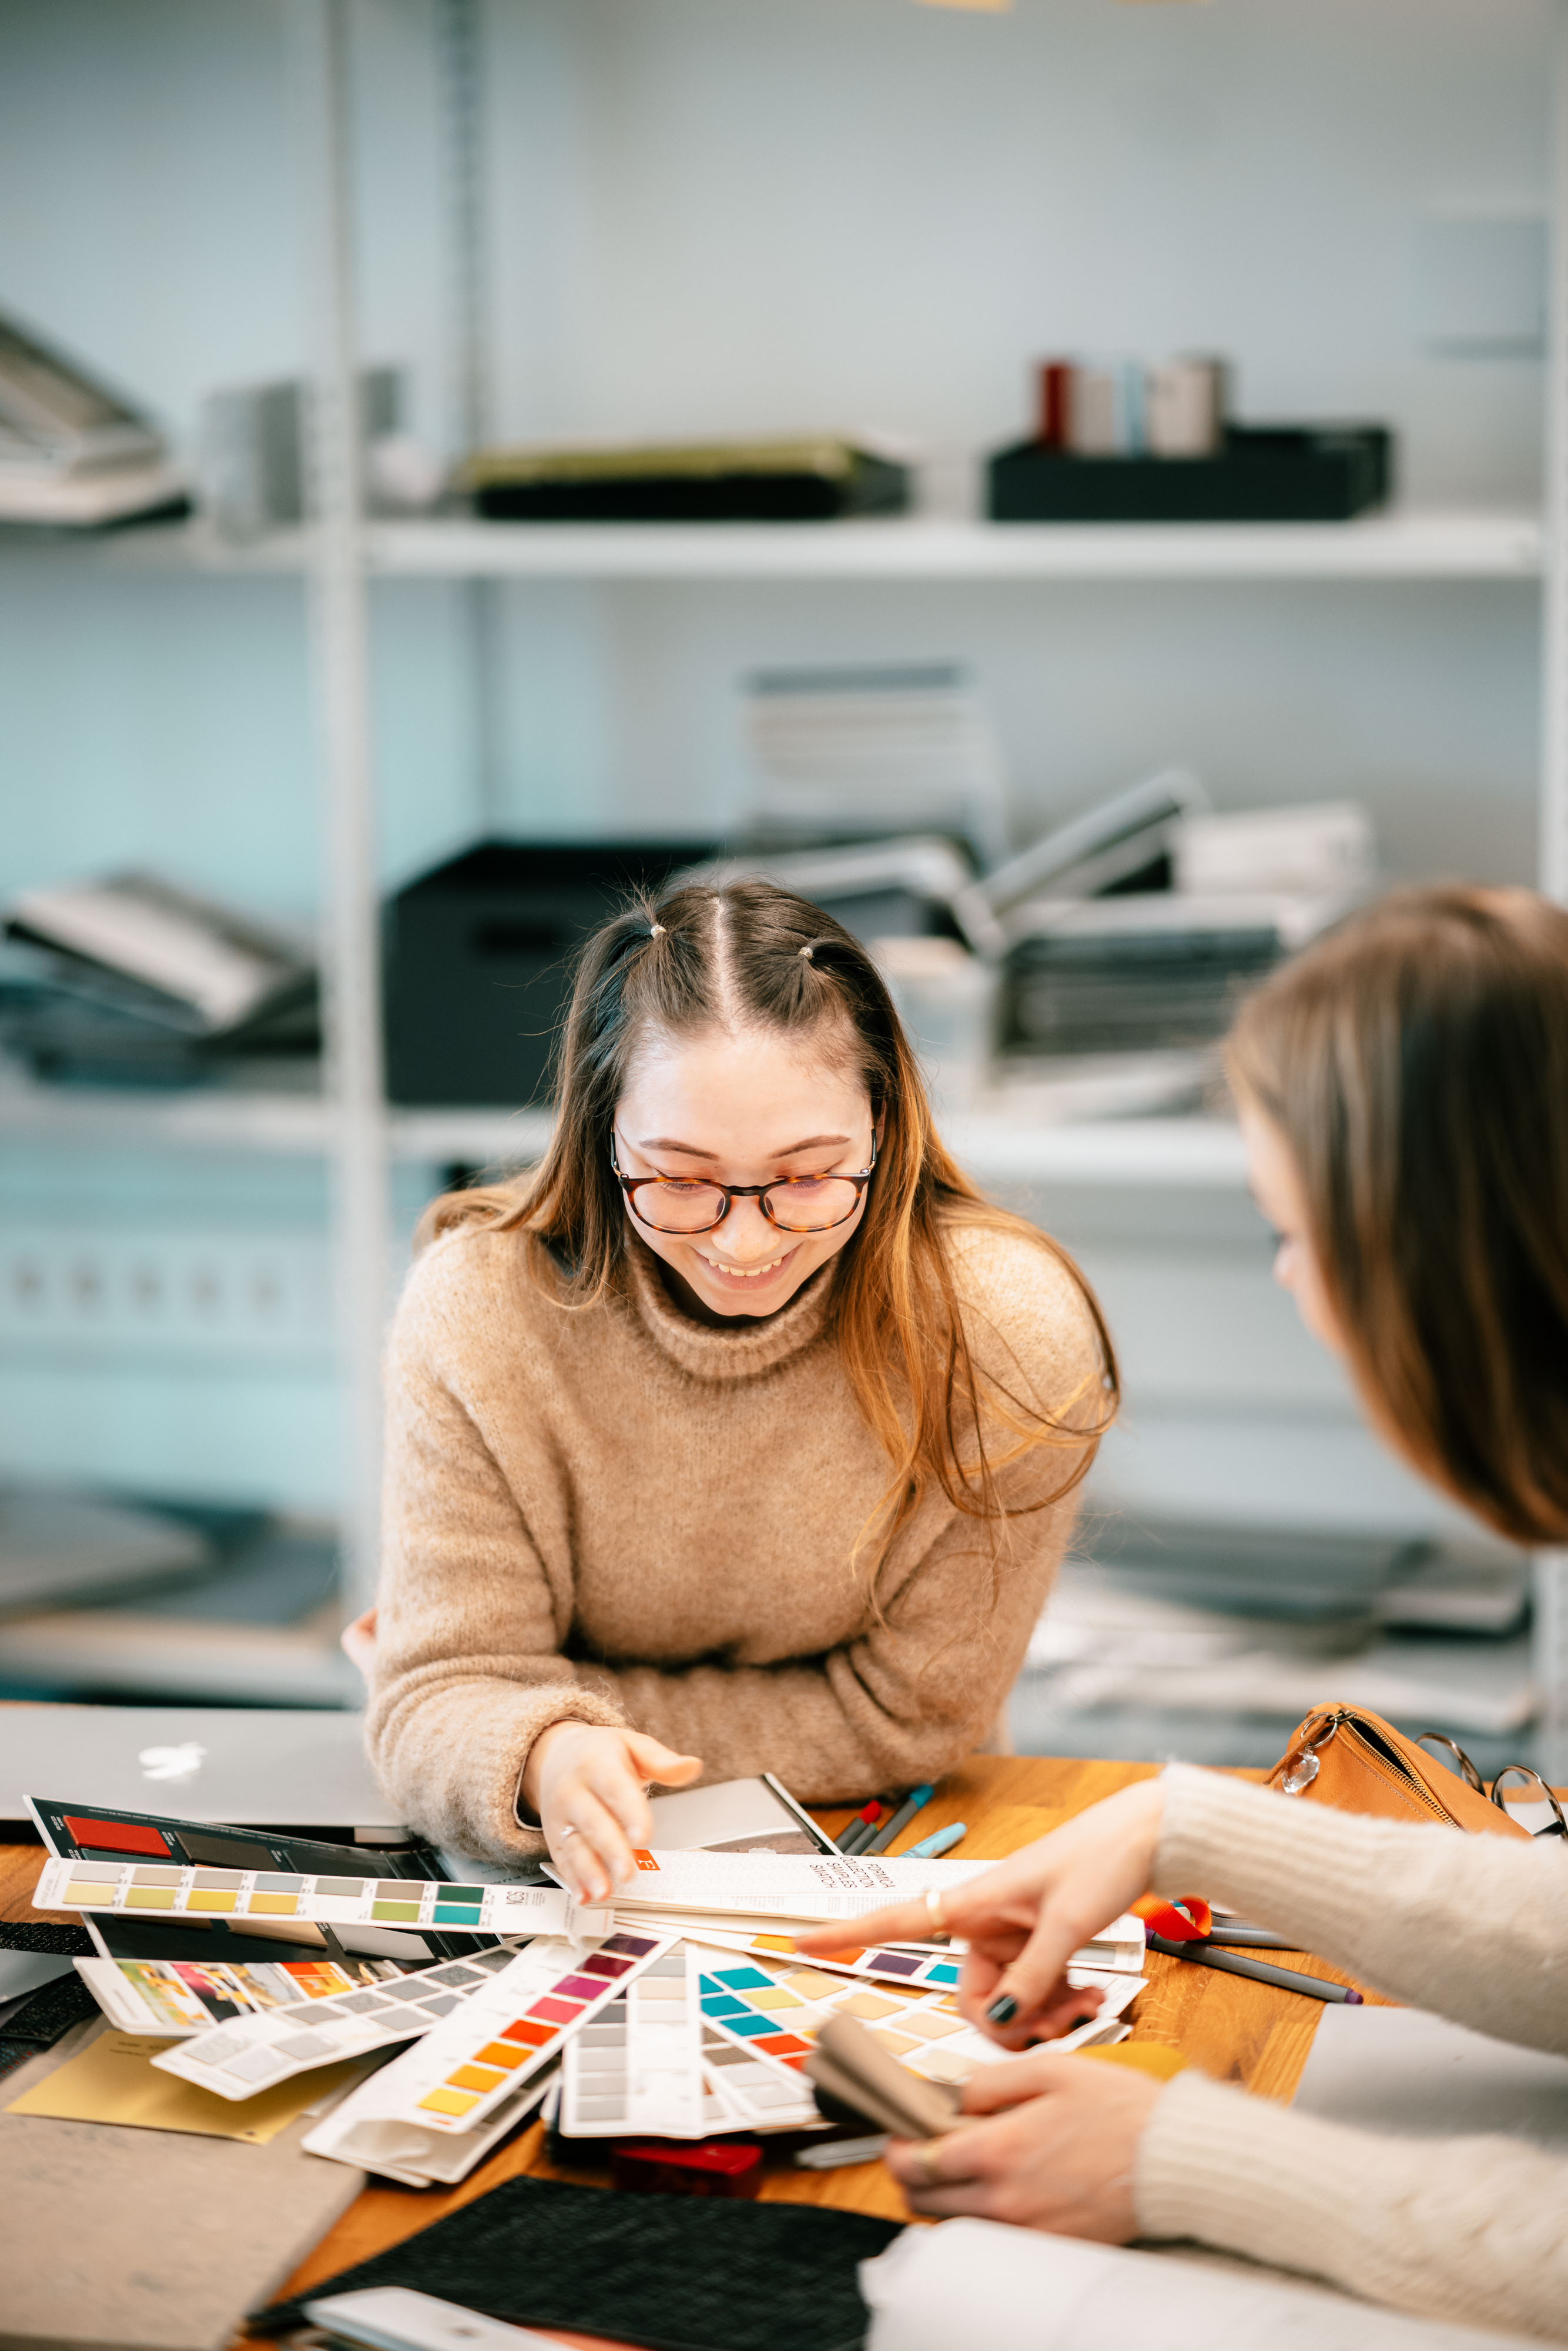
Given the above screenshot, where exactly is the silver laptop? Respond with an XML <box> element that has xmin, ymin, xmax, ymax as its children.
<box><xmin>0</xmin><ymin>1704</ymin><xmax>404</xmax><ymax>1837</ymax></box>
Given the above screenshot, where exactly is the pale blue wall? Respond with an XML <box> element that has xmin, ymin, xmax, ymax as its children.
<box><xmin>0</xmin><ymin>0</ymin><xmax>1552</xmax><ymax>1521</ymax></box>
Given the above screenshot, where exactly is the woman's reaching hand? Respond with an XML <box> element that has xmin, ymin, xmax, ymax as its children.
<box><xmin>522</xmin><ymin>1722</ymin><xmax>702</xmax><ymax>1901</ymax></box>
<box><xmin>795</xmin><ymin>1776</ymin><xmax>1165</xmax><ymax>2047</ymax></box>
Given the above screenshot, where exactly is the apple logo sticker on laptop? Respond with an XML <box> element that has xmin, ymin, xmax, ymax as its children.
<box><xmin>138</xmin><ymin>1743</ymin><xmax>206</xmax><ymax>1782</ymax></box>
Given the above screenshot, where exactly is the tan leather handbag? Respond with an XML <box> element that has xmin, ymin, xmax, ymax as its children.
<box><xmin>1268</xmin><ymin>1705</ymin><xmax>1534</xmax><ymax>1839</ymax></box>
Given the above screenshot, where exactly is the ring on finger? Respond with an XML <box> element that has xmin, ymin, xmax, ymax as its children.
<box><xmin>924</xmin><ymin>1885</ymin><xmax>946</xmax><ymax>1935</ymax></box>
<box><xmin>558</xmin><ymin>1824</ymin><xmax>579</xmax><ymax>1841</ymax></box>
<box><xmin>914</xmin><ymin>2138</ymin><xmax>945</xmax><ymax>2187</ymax></box>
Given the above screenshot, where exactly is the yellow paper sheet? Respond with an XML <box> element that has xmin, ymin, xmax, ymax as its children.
<box><xmin>5</xmin><ymin>2030</ymin><xmax>357</xmax><ymax>2144</ymax></box>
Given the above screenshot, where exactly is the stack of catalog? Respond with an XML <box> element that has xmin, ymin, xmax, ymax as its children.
<box><xmin>24</xmin><ymin>1780</ymin><xmax>1147</xmax><ymax>2188</ymax></box>
<box><xmin>0</xmin><ymin>311</ymin><xmax>187</xmax><ymax>528</ymax></box>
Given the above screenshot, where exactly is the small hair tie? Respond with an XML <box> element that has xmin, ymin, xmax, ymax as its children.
<box><xmin>798</xmin><ymin>944</ymin><xmax>815</xmax><ymax>963</ymax></box>
<box><xmin>649</xmin><ymin>923</ymin><xmax>666</xmax><ymax>939</ymax></box>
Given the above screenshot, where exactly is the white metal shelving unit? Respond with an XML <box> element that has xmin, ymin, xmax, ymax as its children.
<box><xmin>24</xmin><ymin>506</ymin><xmax>1545</xmax><ymax>582</ymax></box>
<box><xmin>4</xmin><ymin>0</ymin><xmax>1567</xmax><ymax>1632</ymax></box>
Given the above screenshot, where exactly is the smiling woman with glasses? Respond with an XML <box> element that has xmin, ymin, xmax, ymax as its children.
<box><xmin>357</xmin><ymin>878</ymin><xmax>1116</xmax><ymax>1887</ymax></box>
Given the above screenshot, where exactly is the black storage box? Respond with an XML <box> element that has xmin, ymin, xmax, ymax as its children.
<box><xmin>384</xmin><ymin>840</ymin><xmax>718</xmax><ymax>1107</ymax></box>
<box><xmin>468</xmin><ymin>441</ymin><xmax>909</xmax><ymax>523</ymax></box>
<box><xmin>987</xmin><ymin>424</ymin><xmax>1392</xmax><ymax>524</ymax></box>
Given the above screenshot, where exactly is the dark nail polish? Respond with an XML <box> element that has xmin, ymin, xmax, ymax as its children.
<box><xmin>987</xmin><ymin>1994</ymin><xmax>1018</xmax><ymax>2026</ymax></box>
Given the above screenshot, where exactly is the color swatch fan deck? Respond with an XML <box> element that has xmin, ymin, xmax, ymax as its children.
<box><xmin>32</xmin><ymin>1855</ymin><xmax>576</xmax><ymax>1939</ymax></box>
<box><xmin>27</xmin><ymin>1792</ymin><xmax>1150</xmax><ymax>2188</ymax></box>
<box><xmin>150</xmin><ymin>1946</ymin><xmax>524</xmax><ymax>2095</ymax></box>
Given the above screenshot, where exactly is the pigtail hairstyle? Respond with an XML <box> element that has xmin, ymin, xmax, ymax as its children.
<box><xmin>1228</xmin><ymin>885</ymin><xmax>1568</xmax><ymax>1545</ymax></box>
<box><xmin>423</xmin><ymin>879</ymin><xmax>1117</xmax><ymax>1581</ymax></box>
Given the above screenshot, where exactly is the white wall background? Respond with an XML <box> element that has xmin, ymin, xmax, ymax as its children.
<box><xmin>0</xmin><ymin>0</ymin><xmax>1549</xmax><ymax>1539</ymax></box>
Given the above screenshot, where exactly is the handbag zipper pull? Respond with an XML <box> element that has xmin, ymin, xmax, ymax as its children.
<box><xmin>1278</xmin><ymin>1708</ymin><xmax>1345</xmax><ymax>1796</ymax></box>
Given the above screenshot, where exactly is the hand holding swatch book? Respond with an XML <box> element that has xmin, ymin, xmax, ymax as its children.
<box><xmin>16</xmin><ymin>1778</ymin><xmax>1148</xmax><ymax>2189</ymax></box>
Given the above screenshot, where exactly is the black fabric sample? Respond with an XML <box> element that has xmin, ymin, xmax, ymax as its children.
<box><xmin>2</xmin><ymin>1971</ymin><xmax>100</xmax><ymax>2047</ymax></box>
<box><xmin>0</xmin><ymin>1920</ymin><xmax>95</xmax><ymax>1957</ymax></box>
<box><xmin>250</xmin><ymin>2173</ymin><xmax>903</xmax><ymax>2351</ymax></box>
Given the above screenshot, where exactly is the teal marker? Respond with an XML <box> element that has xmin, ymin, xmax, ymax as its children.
<box><xmin>863</xmin><ymin>1783</ymin><xmax>935</xmax><ymax>1857</ymax></box>
<box><xmin>906</xmin><ymin>1820</ymin><xmax>966</xmax><ymax>1861</ymax></box>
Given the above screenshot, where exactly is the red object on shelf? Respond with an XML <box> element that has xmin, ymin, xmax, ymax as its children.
<box><xmin>1037</xmin><ymin>360</ymin><xmax>1074</xmax><ymax>450</ymax></box>
<box><xmin>611</xmin><ymin>2137</ymin><xmax>764</xmax><ymax>2198</ymax></box>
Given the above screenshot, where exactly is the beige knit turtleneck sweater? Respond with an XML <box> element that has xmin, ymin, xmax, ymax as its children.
<box><xmin>1136</xmin><ymin>1767</ymin><xmax>1568</xmax><ymax>2340</ymax></box>
<box><xmin>366</xmin><ymin>1217</ymin><xmax>1101</xmax><ymax>1863</ymax></box>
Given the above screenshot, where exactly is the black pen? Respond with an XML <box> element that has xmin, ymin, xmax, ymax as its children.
<box><xmin>1198</xmin><ymin>1921</ymin><xmax>1296</xmax><ymax>1953</ymax></box>
<box><xmin>1145</xmin><ymin>1930</ymin><xmax>1365</xmax><ymax>2004</ymax></box>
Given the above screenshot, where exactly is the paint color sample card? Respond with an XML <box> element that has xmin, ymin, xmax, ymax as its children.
<box><xmin>693</xmin><ymin>1948</ymin><xmax>1005</xmax><ymax>2090</ymax></box>
<box><xmin>5</xmin><ymin>2024</ymin><xmax>361</xmax><ymax>2143</ymax></box>
<box><xmin>579</xmin><ymin>1847</ymin><xmax>995</xmax><ymax>1925</ymax></box>
<box><xmin>152</xmin><ymin>1945</ymin><xmax>521</xmax><ymax>2099</ymax></box>
<box><xmin>559</xmin><ymin>1944</ymin><xmax>705</xmax><ymax>2138</ymax></box>
<box><xmin>33</xmin><ymin>1854</ymin><xmax>576</xmax><ymax>1938</ymax></box>
<box><xmin>78</xmin><ymin>1950</ymin><xmax>426</xmax><ymax>2037</ymax></box>
<box><xmin>701</xmin><ymin>2024</ymin><xmax>820</xmax><ymax>2131</ymax></box>
<box><xmin>678</xmin><ymin>1925</ymin><xmax>965</xmax><ymax>1992</ymax></box>
<box><xmin>28</xmin><ymin>1791</ymin><xmax>407</xmax><ymax>1879</ymax></box>
<box><xmin>304</xmin><ymin>2058</ymin><xmax>559</xmax><ymax>2188</ymax></box>
<box><xmin>366</xmin><ymin>1930</ymin><xmax>676</xmax><ymax>2135</ymax></box>
<box><xmin>649</xmin><ymin>1910</ymin><xmax>1146</xmax><ymax>1979</ymax></box>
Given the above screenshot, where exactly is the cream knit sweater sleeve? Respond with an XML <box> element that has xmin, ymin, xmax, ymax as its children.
<box><xmin>1133</xmin><ymin>1767</ymin><xmax>1568</xmax><ymax>2340</ymax></box>
<box><xmin>367</xmin><ymin>1300</ymin><xmax>632</xmax><ymax>1861</ymax></box>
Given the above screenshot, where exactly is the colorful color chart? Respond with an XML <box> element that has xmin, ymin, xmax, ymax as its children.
<box><xmin>692</xmin><ymin>1950</ymin><xmax>1002</xmax><ymax>2089</ymax></box>
<box><xmin>33</xmin><ymin>1854</ymin><xmax>575</xmax><ymax>1938</ymax></box>
<box><xmin>152</xmin><ymin>1946</ymin><xmax>521</xmax><ymax>2099</ymax></box>
<box><xmin>78</xmin><ymin>1951</ymin><xmax>424</xmax><ymax>2038</ymax></box>
<box><xmin>680</xmin><ymin>1925</ymin><xmax>964</xmax><ymax>1992</ymax></box>
<box><xmin>699</xmin><ymin>2022</ymin><xmax>820</xmax><ymax>2132</ymax></box>
<box><xmin>366</xmin><ymin>1931</ymin><xmax>677</xmax><ymax>2134</ymax></box>
<box><xmin>557</xmin><ymin>1945</ymin><xmax>706</xmax><ymax>2139</ymax></box>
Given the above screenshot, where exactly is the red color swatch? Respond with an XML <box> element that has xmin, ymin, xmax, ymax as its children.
<box><xmin>63</xmin><ymin>1816</ymin><xmax>169</xmax><ymax>1858</ymax></box>
<box><xmin>500</xmin><ymin>2018</ymin><xmax>555</xmax><ymax>2048</ymax></box>
<box><xmin>528</xmin><ymin>1996</ymin><xmax>584</xmax><ymax>2025</ymax></box>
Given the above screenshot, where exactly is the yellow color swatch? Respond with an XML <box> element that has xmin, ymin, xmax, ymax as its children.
<box><xmin>1080</xmin><ymin>2041</ymin><xmax>1187</xmax><ymax>2082</ymax></box>
<box><xmin>185</xmin><ymin>1888</ymin><xmax>238</xmax><ymax>1913</ymax></box>
<box><xmin>896</xmin><ymin>2009</ymin><xmax>966</xmax><ymax>2039</ymax></box>
<box><xmin>748</xmin><ymin>1987</ymin><xmax>802</xmax><ymax>2011</ymax></box>
<box><xmin>65</xmin><ymin>1884</ymin><xmax>115</xmax><ymax>1905</ymax></box>
<box><xmin>124</xmin><ymin>1889</ymin><xmax>176</xmax><ymax>1910</ymax></box>
<box><xmin>838</xmin><ymin>1992</ymin><xmax>900</xmax><ymax>2020</ymax></box>
<box><xmin>6</xmin><ymin>2029</ymin><xmax>356</xmax><ymax>2144</ymax></box>
<box><xmin>446</xmin><ymin>2064</ymin><xmax>505</xmax><ymax>2092</ymax></box>
<box><xmin>785</xmin><ymin>1970</ymin><xmax>849</xmax><ymax>2000</ymax></box>
<box><xmin>248</xmin><ymin>1893</ymin><xmax>300</xmax><ymax>1914</ymax></box>
<box><xmin>419</xmin><ymin>2087</ymin><xmax>479</xmax><ymax>2116</ymax></box>
<box><xmin>869</xmin><ymin>2028</ymin><xmax>920</xmax><ymax>2057</ymax></box>
<box><xmin>751</xmin><ymin>1935</ymin><xmax>796</xmax><ymax>1953</ymax></box>
<box><xmin>474</xmin><ymin>2040</ymin><xmax>527</xmax><ymax>2071</ymax></box>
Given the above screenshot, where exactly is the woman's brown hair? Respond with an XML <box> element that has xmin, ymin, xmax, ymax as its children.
<box><xmin>423</xmin><ymin>878</ymin><xmax>1116</xmax><ymax>1573</ymax></box>
<box><xmin>1227</xmin><ymin>885</ymin><xmax>1568</xmax><ymax>1545</ymax></box>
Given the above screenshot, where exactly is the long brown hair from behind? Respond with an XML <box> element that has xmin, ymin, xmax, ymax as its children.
<box><xmin>1227</xmin><ymin>884</ymin><xmax>1568</xmax><ymax>1546</ymax></box>
<box><xmin>421</xmin><ymin>878</ymin><xmax>1117</xmax><ymax>1577</ymax></box>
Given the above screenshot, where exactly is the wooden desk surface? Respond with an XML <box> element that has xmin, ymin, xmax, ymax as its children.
<box><xmin>1</xmin><ymin>1751</ymin><xmax>1373</xmax><ymax>2343</ymax></box>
